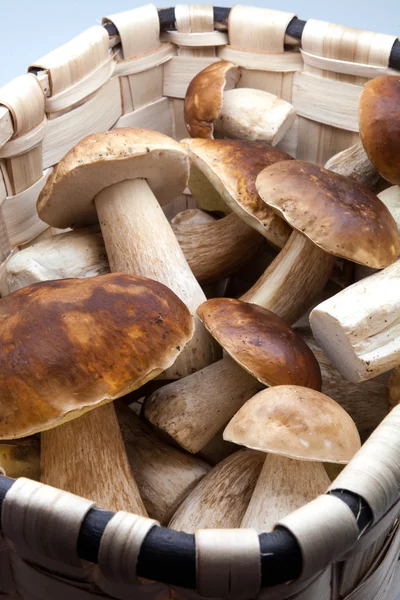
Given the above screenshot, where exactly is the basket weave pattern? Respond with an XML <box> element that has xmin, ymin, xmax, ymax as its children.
<box><xmin>0</xmin><ymin>4</ymin><xmax>399</xmax><ymax>599</ymax></box>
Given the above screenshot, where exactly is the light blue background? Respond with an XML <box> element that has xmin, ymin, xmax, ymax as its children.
<box><xmin>1</xmin><ymin>0</ymin><xmax>399</xmax><ymax>86</ymax></box>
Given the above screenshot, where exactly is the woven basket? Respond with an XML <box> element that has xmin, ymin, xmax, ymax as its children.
<box><xmin>0</xmin><ymin>4</ymin><xmax>400</xmax><ymax>600</ymax></box>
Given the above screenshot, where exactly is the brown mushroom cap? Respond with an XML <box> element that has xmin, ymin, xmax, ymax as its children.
<box><xmin>256</xmin><ymin>160</ymin><xmax>400</xmax><ymax>268</ymax></box>
<box><xmin>0</xmin><ymin>273</ymin><xmax>194</xmax><ymax>440</ymax></box>
<box><xmin>37</xmin><ymin>128</ymin><xmax>189</xmax><ymax>229</ymax></box>
<box><xmin>184</xmin><ymin>60</ymin><xmax>240</xmax><ymax>139</ymax></box>
<box><xmin>359</xmin><ymin>75</ymin><xmax>400</xmax><ymax>185</ymax></box>
<box><xmin>224</xmin><ymin>385</ymin><xmax>361</xmax><ymax>463</ymax></box>
<box><xmin>197</xmin><ymin>298</ymin><xmax>321</xmax><ymax>390</ymax></box>
<box><xmin>181</xmin><ymin>138</ymin><xmax>292</xmax><ymax>248</ymax></box>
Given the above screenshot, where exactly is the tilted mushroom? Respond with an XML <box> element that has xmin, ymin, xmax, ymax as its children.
<box><xmin>144</xmin><ymin>298</ymin><xmax>321</xmax><ymax>453</ymax></box>
<box><xmin>296</xmin><ymin>327</ymin><xmax>390</xmax><ymax>437</ymax></box>
<box><xmin>0</xmin><ymin>227</ymin><xmax>108</xmax><ymax>296</ymax></box>
<box><xmin>310</xmin><ymin>259</ymin><xmax>400</xmax><ymax>383</ymax></box>
<box><xmin>0</xmin><ymin>273</ymin><xmax>194</xmax><ymax>512</ymax></box>
<box><xmin>244</xmin><ymin>160</ymin><xmax>400</xmax><ymax>324</ymax></box>
<box><xmin>116</xmin><ymin>404</ymin><xmax>210</xmax><ymax>525</ymax></box>
<box><xmin>324</xmin><ymin>141</ymin><xmax>381</xmax><ymax>191</ymax></box>
<box><xmin>168</xmin><ymin>450</ymin><xmax>264</xmax><ymax>532</ymax></box>
<box><xmin>184</xmin><ymin>60</ymin><xmax>296</xmax><ymax>146</ymax></box>
<box><xmin>0</xmin><ymin>437</ymin><xmax>40</xmax><ymax>480</ymax></box>
<box><xmin>37</xmin><ymin>128</ymin><xmax>219</xmax><ymax>379</ymax></box>
<box><xmin>181</xmin><ymin>138</ymin><xmax>292</xmax><ymax>246</ymax></box>
<box><xmin>326</xmin><ymin>75</ymin><xmax>400</xmax><ymax>189</ymax></box>
<box><xmin>224</xmin><ymin>385</ymin><xmax>361</xmax><ymax>532</ymax></box>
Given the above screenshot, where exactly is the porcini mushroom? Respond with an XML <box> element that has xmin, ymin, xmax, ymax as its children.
<box><xmin>310</xmin><ymin>259</ymin><xmax>400</xmax><ymax>383</ymax></box>
<box><xmin>243</xmin><ymin>160</ymin><xmax>400</xmax><ymax>324</ymax></box>
<box><xmin>181</xmin><ymin>138</ymin><xmax>292</xmax><ymax>248</ymax></box>
<box><xmin>223</xmin><ymin>385</ymin><xmax>361</xmax><ymax>532</ymax></box>
<box><xmin>116</xmin><ymin>404</ymin><xmax>210</xmax><ymax>525</ymax></box>
<box><xmin>144</xmin><ymin>298</ymin><xmax>321</xmax><ymax>453</ymax></box>
<box><xmin>37</xmin><ymin>128</ymin><xmax>218</xmax><ymax>379</ymax></box>
<box><xmin>184</xmin><ymin>60</ymin><xmax>296</xmax><ymax>146</ymax></box>
<box><xmin>0</xmin><ymin>273</ymin><xmax>194</xmax><ymax>512</ymax></box>
<box><xmin>0</xmin><ymin>437</ymin><xmax>40</xmax><ymax>480</ymax></box>
<box><xmin>168</xmin><ymin>450</ymin><xmax>264</xmax><ymax>532</ymax></box>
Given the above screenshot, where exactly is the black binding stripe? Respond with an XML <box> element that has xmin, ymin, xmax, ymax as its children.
<box><xmin>0</xmin><ymin>475</ymin><xmax>377</xmax><ymax>589</ymax></box>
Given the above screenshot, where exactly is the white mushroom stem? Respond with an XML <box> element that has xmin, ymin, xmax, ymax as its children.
<box><xmin>310</xmin><ymin>260</ymin><xmax>400</xmax><ymax>382</ymax></box>
<box><xmin>324</xmin><ymin>141</ymin><xmax>380</xmax><ymax>191</ymax></box>
<box><xmin>94</xmin><ymin>178</ymin><xmax>219</xmax><ymax>378</ymax></box>
<box><xmin>169</xmin><ymin>450</ymin><xmax>264</xmax><ymax>532</ymax></box>
<box><xmin>144</xmin><ymin>356</ymin><xmax>264</xmax><ymax>454</ymax></box>
<box><xmin>41</xmin><ymin>402</ymin><xmax>147</xmax><ymax>514</ymax></box>
<box><xmin>298</xmin><ymin>329</ymin><xmax>390</xmax><ymax>436</ymax></box>
<box><xmin>240</xmin><ymin>231</ymin><xmax>336</xmax><ymax>325</ymax></box>
<box><xmin>240</xmin><ymin>455</ymin><xmax>331</xmax><ymax>532</ymax></box>
<box><xmin>196</xmin><ymin>427</ymin><xmax>240</xmax><ymax>466</ymax></box>
<box><xmin>116</xmin><ymin>405</ymin><xmax>210</xmax><ymax>525</ymax></box>
<box><xmin>214</xmin><ymin>88</ymin><xmax>296</xmax><ymax>146</ymax></box>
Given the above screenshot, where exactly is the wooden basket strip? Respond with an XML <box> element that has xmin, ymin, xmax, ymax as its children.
<box><xmin>0</xmin><ymin>174</ymin><xmax>10</xmax><ymax>260</ymax></box>
<box><xmin>292</xmin><ymin>73</ymin><xmax>361</xmax><ymax>131</ymax></box>
<box><xmin>42</xmin><ymin>77</ymin><xmax>122</xmax><ymax>169</ymax></box>
<box><xmin>296</xmin><ymin>19</ymin><xmax>398</xmax><ymax>164</ymax></box>
<box><xmin>163</xmin><ymin>55</ymin><xmax>219</xmax><ymax>98</ymax></box>
<box><xmin>0</xmin><ymin>168</ymin><xmax>52</xmax><ymax>248</ymax></box>
<box><xmin>45</xmin><ymin>57</ymin><xmax>116</xmax><ymax>114</ymax></box>
<box><xmin>104</xmin><ymin>5</ymin><xmax>164</xmax><ymax>113</ymax></box>
<box><xmin>0</xmin><ymin>119</ymin><xmax>47</xmax><ymax>159</ymax></box>
<box><xmin>218</xmin><ymin>46</ymin><xmax>303</xmax><ymax>72</ymax></box>
<box><xmin>0</xmin><ymin>107</ymin><xmax>13</xmax><ymax>148</ymax></box>
<box><xmin>114</xmin><ymin>44</ymin><xmax>175</xmax><ymax>77</ymax></box>
<box><xmin>161</xmin><ymin>31</ymin><xmax>228</xmax><ymax>46</ymax></box>
<box><xmin>0</xmin><ymin>74</ymin><xmax>44</xmax><ymax>137</ymax></box>
<box><xmin>301</xmin><ymin>50</ymin><xmax>399</xmax><ymax>78</ymax></box>
<box><xmin>114</xmin><ymin>97</ymin><xmax>175</xmax><ymax>137</ymax></box>
<box><xmin>30</xmin><ymin>26</ymin><xmax>109</xmax><ymax>97</ymax></box>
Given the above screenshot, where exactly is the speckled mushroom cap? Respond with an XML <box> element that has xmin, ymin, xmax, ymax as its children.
<box><xmin>256</xmin><ymin>160</ymin><xmax>400</xmax><ymax>268</ymax></box>
<box><xmin>184</xmin><ymin>60</ymin><xmax>240</xmax><ymax>139</ymax></box>
<box><xmin>224</xmin><ymin>385</ymin><xmax>361</xmax><ymax>464</ymax></box>
<box><xmin>37</xmin><ymin>128</ymin><xmax>190</xmax><ymax>230</ymax></box>
<box><xmin>0</xmin><ymin>273</ymin><xmax>194</xmax><ymax>440</ymax></box>
<box><xmin>197</xmin><ymin>298</ymin><xmax>321</xmax><ymax>390</ymax></box>
<box><xmin>359</xmin><ymin>75</ymin><xmax>400</xmax><ymax>185</ymax></box>
<box><xmin>181</xmin><ymin>138</ymin><xmax>293</xmax><ymax>248</ymax></box>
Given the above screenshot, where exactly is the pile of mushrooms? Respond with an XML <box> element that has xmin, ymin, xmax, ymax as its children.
<box><xmin>0</xmin><ymin>67</ymin><xmax>399</xmax><ymax>534</ymax></box>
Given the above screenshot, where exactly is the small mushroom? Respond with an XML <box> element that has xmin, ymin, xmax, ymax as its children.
<box><xmin>0</xmin><ymin>437</ymin><xmax>40</xmax><ymax>480</ymax></box>
<box><xmin>37</xmin><ymin>128</ymin><xmax>219</xmax><ymax>379</ymax></box>
<box><xmin>310</xmin><ymin>259</ymin><xmax>400</xmax><ymax>382</ymax></box>
<box><xmin>184</xmin><ymin>60</ymin><xmax>296</xmax><ymax>146</ymax></box>
<box><xmin>224</xmin><ymin>385</ymin><xmax>361</xmax><ymax>532</ymax></box>
<box><xmin>116</xmin><ymin>404</ymin><xmax>210</xmax><ymax>525</ymax></box>
<box><xmin>0</xmin><ymin>273</ymin><xmax>194</xmax><ymax>512</ymax></box>
<box><xmin>181</xmin><ymin>138</ymin><xmax>292</xmax><ymax>248</ymax></box>
<box><xmin>144</xmin><ymin>298</ymin><xmax>321</xmax><ymax>453</ymax></box>
<box><xmin>168</xmin><ymin>450</ymin><xmax>264</xmax><ymax>532</ymax></box>
<box><xmin>244</xmin><ymin>160</ymin><xmax>400</xmax><ymax>324</ymax></box>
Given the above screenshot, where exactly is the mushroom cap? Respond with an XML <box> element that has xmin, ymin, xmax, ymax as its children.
<box><xmin>184</xmin><ymin>60</ymin><xmax>240</xmax><ymax>139</ymax></box>
<box><xmin>37</xmin><ymin>128</ymin><xmax>190</xmax><ymax>229</ymax></box>
<box><xmin>223</xmin><ymin>385</ymin><xmax>361</xmax><ymax>464</ymax></box>
<box><xmin>359</xmin><ymin>75</ymin><xmax>400</xmax><ymax>185</ymax></box>
<box><xmin>181</xmin><ymin>138</ymin><xmax>292</xmax><ymax>248</ymax></box>
<box><xmin>256</xmin><ymin>160</ymin><xmax>400</xmax><ymax>268</ymax></box>
<box><xmin>0</xmin><ymin>273</ymin><xmax>194</xmax><ymax>440</ymax></box>
<box><xmin>197</xmin><ymin>298</ymin><xmax>321</xmax><ymax>390</ymax></box>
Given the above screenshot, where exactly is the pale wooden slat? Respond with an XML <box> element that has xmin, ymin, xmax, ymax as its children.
<box><xmin>292</xmin><ymin>72</ymin><xmax>361</xmax><ymax>132</ymax></box>
<box><xmin>161</xmin><ymin>31</ymin><xmax>228</xmax><ymax>47</ymax></box>
<box><xmin>114</xmin><ymin>44</ymin><xmax>175</xmax><ymax>77</ymax></box>
<box><xmin>301</xmin><ymin>50</ymin><xmax>400</xmax><ymax>79</ymax></box>
<box><xmin>42</xmin><ymin>78</ymin><xmax>122</xmax><ymax>169</ymax></box>
<box><xmin>0</xmin><ymin>119</ymin><xmax>46</xmax><ymax>158</ymax></box>
<box><xmin>218</xmin><ymin>46</ymin><xmax>303</xmax><ymax>72</ymax></box>
<box><xmin>114</xmin><ymin>98</ymin><xmax>174</xmax><ymax>137</ymax></box>
<box><xmin>0</xmin><ymin>74</ymin><xmax>44</xmax><ymax>136</ymax></box>
<box><xmin>0</xmin><ymin>107</ymin><xmax>13</xmax><ymax>148</ymax></box>
<box><xmin>172</xmin><ymin>98</ymin><xmax>188</xmax><ymax>140</ymax></box>
<box><xmin>163</xmin><ymin>56</ymin><xmax>219</xmax><ymax>99</ymax></box>
<box><xmin>175</xmin><ymin>4</ymin><xmax>216</xmax><ymax>59</ymax></box>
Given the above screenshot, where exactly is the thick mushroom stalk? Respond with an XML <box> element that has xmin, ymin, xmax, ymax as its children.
<box><xmin>169</xmin><ymin>450</ymin><xmax>264</xmax><ymax>532</ymax></box>
<box><xmin>184</xmin><ymin>60</ymin><xmax>296</xmax><ymax>146</ymax></box>
<box><xmin>246</xmin><ymin>160</ymin><xmax>400</xmax><ymax>324</ymax></box>
<box><xmin>37</xmin><ymin>129</ymin><xmax>219</xmax><ymax>379</ymax></box>
<box><xmin>310</xmin><ymin>260</ymin><xmax>400</xmax><ymax>383</ymax></box>
<box><xmin>224</xmin><ymin>386</ymin><xmax>361</xmax><ymax>532</ymax></box>
<box><xmin>145</xmin><ymin>299</ymin><xmax>321</xmax><ymax>454</ymax></box>
<box><xmin>324</xmin><ymin>141</ymin><xmax>380</xmax><ymax>191</ymax></box>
